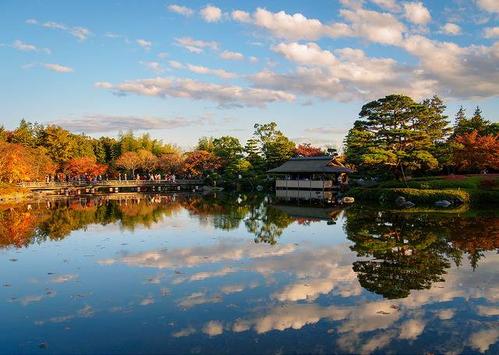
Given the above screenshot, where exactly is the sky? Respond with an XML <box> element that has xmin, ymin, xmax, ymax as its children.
<box><xmin>0</xmin><ymin>0</ymin><xmax>498</xmax><ymax>149</ymax></box>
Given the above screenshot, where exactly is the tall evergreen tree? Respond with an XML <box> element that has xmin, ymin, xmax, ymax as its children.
<box><xmin>344</xmin><ymin>95</ymin><xmax>440</xmax><ymax>179</ymax></box>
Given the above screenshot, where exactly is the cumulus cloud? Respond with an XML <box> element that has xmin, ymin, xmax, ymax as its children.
<box><xmin>28</xmin><ymin>19</ymin><xmax>91</xmax><ymax>40</ymax></box>
<box><xmin>203</xmin><ymin>320</ymin><xmax>224</xmax><ymax>336</ymax></box>
<box><xmin>253</xmin><ymin>42</ymin><xmax>436</xmax><ymax>101</ymax></box>
<box><xmin>370</xmin><ymin>0</ymin><xmax>401</xmax><ymax>11</ymax></box>
<box><xmin>174</xmin><ymin>37</ymin><xmax>218</xmax><ymax>53</ymax></box>
<box><xmin>441</xmin><ymin>22</ymin><xmax>461</xmax><ymax>35</ymax></box>
<box><xmin>403</xmin><ymin>2</ymin><xmax>431</xmax><ymax>25</ymax></box>
<box><xmin>476</xmin><ymin>0</ymin><xmax>499</xmax><ymax>13</ymax></box>
<box><xmin>340</xmin><ymin>7</ymin><xmax>406</xmax><ymax>45</ymax></box>
<box><xmin>232</xmin><ymin>7</ymin><xmax>352</xmax><ymax>40</ymax></box>
<box><xmin>469</xmin><ymin>328</ymin><xmax>499</xmax><ymax>352</ymax></box>
<box><xmin>96</xmin><ymin>77</ymin><xmax>295</xmax><ymax>108</ymax></box>
<box><xmin>43</xmin><ymin>63</ymin><xmax>74</xmax><ymax>73</ymax></box>
<box><xmin>200</xmin><ymin>5</ymin><xmax>222</xmax><ymax>22</ymax></box>
<box><xmin>219</xmin><ymin>50</ymin><xmax>244</xmax><ymax>61</ymax></box>
<box><xmin>51</xmin><ymin>114</ymin><xmax>203</xmax><ymax>133</ymax></box>
<box><xmin>167</xmin><ymin>4</ymin><xmax>194</xmax><ymax>16</ymax></box>
<box><xmin>484</xmin><ymin>26</ymin><xmax>499</xmax><ymax>38</ymax></box>
<box><xmin>398</xmin><ymin>319</ymin><xmax>426</xmax><ymax>340</ymax></box>
<box><xmin>136</xmin><ymin>39</ymin><xmax>152</xmax><ymax>50</ymax></box>
<box><xmin>402</xmin><ymin>35</ymin><xmax>499</xmax><ymax>98</ymax></box>
<box><xmin>12</xmin><ymin>40</ymin><xmax>50</xmax><ymax>53</ymax></box>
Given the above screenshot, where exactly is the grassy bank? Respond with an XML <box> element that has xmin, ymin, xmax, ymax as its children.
<box><xmin>0</xmin><ymin>183</ymin><xmax>31</xmax><ymax>203</ymax></box>
<box><xmin>348</xmin><ymin>175</ymin><xmax>499</xmax><ymax>206</ymax></box>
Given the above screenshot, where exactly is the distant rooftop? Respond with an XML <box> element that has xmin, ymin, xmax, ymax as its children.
<box><xmin>267</xmin><ymin>156</ymin><xmax>353</xmax><ymax>174</ymax></box>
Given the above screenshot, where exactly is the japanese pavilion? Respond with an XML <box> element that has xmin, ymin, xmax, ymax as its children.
<box><xmin>267</xmin><ymin>156</ymin><xmax>353</xmax><ymax>203</ymax></box>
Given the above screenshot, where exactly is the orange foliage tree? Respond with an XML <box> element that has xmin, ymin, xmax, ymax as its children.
<box><xmin>452</xmin><ymin>131</ymin><xmax>499</xmax><ymax>172</ymax></box>
<box><xmin>64</xmin><ymin>157</ymin><xmax>108</xmax><ymax>178</ymax></box>
<box><xmin>158</xmin><ymin>152</ymin><xmax>184</xmax><ymax>175</ymax></box>
<box><xmin>0</xmin><ymin>142</ymin><xmax>56</xmax><ymax>183</ymax></box>
<box><xmin>294</xmin><ymin>143</ymin><xmax>324</xmax><ymax>157</ymax></box>
<box><xmin>116</xmin><ymin>151</ymin><xmax>141</xmax><ymax>176</ymax></box>
<box><xmin>182</xmin><ymin>150</ymin><xmax>222</xmax><ymax>177</ymax></box>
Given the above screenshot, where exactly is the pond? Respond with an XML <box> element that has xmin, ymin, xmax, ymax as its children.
<box><xmin>0</xmin><ymin>194</ymin><xmax>498</xmax><ymax>354</ymax></box>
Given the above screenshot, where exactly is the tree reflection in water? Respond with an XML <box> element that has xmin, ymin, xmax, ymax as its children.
<box><xmin>344</xmin><ymin>207</ymin><xmax>498</xmax><ymax>299</ymax></box>
<box><xmin>0</xmin><ymin>194</ymin><xmax>497</xmax><ymax>301</ymax></box>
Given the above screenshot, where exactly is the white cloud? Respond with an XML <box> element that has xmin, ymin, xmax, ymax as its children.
<box><xmin>168</xmin><ymin>60</ymin><xmax>183</xmax><ymax>69</ymax></box>
<box><xmin>43</xmin><ymin>63</ymin><xmax>74</xmax><ymax>73</ymax></box>
<box><xmin>398</xmin><ymin>319</ymin><xmax>426</xmax><ymax>340</ymax></box>
<box><xmin>34</xmin><ymin>20</ymin><xmax>91</xmax><ymax>40</ymax></box>
<box><xmin>141</xmin><ymin>61</ymin><xmax>164</xmax><ymax>73</ymax></box>
<box><xmin>402</xmin><ymin>35</ymin><xmax>499</xmax><ymax>98</ymax></box>
<box><xmin>172</xmin><ymin>327</ymin><xmax>196</xmax><ymax>337</ymax></box>
<box><xmin>231</xmin><ymin>10</ymin><xmax>251</xmax><ymax>22</ymax></box>
<box><xmin>178</xmin><ymin>292</ymin><xmax>222</xmax><ymax>308</ymax></box>
<box><xmin>168</xmin><ymin>60</ymin><xmax>238</xmax><ymax>79</ymax></box>
<box><xmin>370</xmin><ymin>0</ymin><xmax>401</xmax><ymax>11</ymax></box>
<box><xmin>51</xmin><ymin>274</ymin><xmax>78</xmax><ymax>283</ymax></box>
<box><xmin>200</xmin><ymin>5</ymin><xmax>222</xmax><ymax>23</ymax></box>
<box><xmin>484</xmin><ymin>26</ymin><xmax>499</xmax><ymax>38</ymax></box>
<box><xmin>69</xmin><ymin>27</ymin><xmax>91</xmax><ymax>41</ymax></box>
<box><xmin>476</xmin><ymin>0</ymin><xmax>499</xmax><ymax>13</ymax></box>
<box><xmin>174</xmin><ymin>37</ymin><xmax>218</xmax><ymax>53</ymax></box>
<box><xmin>12</xmin><ymin>40</ymin><xmax>50</xmax><ymax>53</ymax></box>
<box><xmin>469</xmin><ymin>328</ymin><xmax>499</xmax><ymax>352</ymax></box>
<box><xmin>136</xmin><ymin>39</ymin><xmax>152</xmax><ymax>50</ymax></box>
<box><xmin>272</xmin><ymin>42</ymin><xmax>336</xmax><ymax>66</ymax></box>
<box><xmin>254</xmin><ymin>42</ymin><xmax>436</xmax><ymax>101</ymax></box>
<box><xmin>100</xmin><ymin>240</ymin><xmax>297</xmax><ymax>268</ymax></box>
<box><xmin>219</xmin><ymin>50</ymin><xmax>244</xmax><ymax>61</ymax></box>
<box><xmin>96</xmin><ymin>77</ymin><xmax>295</xmax><ymax>108</ymax></box>
<box><xmin>203</xmin><ymin>320</ymin><xmax>224</xmax><ymax>336</ymax></box>
<box><xmin>232</xmin><ymin>7</ymin><xmax>352</xmax><ymax>40</ymax></box>
<box><xmin>441</xmin><ymin>22</ymin><xmax>461</xmax><ymax>35</ymax></box>
<box><xmin>186</xmin><ymin>64</ymin><xmax>238</xmax><ymax>79</ymax></box>
<box><xmin>341</xmin><ymin>7</ymin><xmax>406</xmax><ymax>45</ymax></box>
<box><xmin>51</xmin><ymin>114</ymin><xmax>203</xmax><ymax>133</ymax></box>
<box><xmin>167</xmin><ymin>4</ymin><xmax>194</xmax><ymax>16</ymax></box>
<box><xmin>403</xmin><ymin>2</ymin><xmax>431</xmax><ymax>25</ymax></box>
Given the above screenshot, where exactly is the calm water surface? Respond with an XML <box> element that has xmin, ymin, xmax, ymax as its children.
<box><xmin>0</xmin><ymin>194</ymin><xmax>498</xmax><ymax>354</ymax></box>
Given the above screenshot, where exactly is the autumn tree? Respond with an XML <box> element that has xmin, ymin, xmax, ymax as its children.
<box><xmin>452</xmin><ymin>131</ymin><xmax>499</xmax><ymax>172</ymax></box>
<box><xmin>182</xmin><ymin>150</ymin><xmax>222</xmax><ymax>177</ymax></box>
<box><xmin>116</xmin><ymin>151</ymin><xmax>141</xmax><ymax>176</ymax></box>
<box><xmin>0</xmin><ymin>142</ymin><xmax>55</xmax><ymax>183</ymax></box>
<box><xmin>294</xmin><ymin>143</ymin><xmax>324</xmax><ymax>157</ymax></box>
<box><xmin>158</xmin><ymin>152</ymin><xmax>184</xmax><ymax>175</ymax></box>
<box><xmin>64</xmin><ymin>157</ymin><xmax>108</xmax><ymax>178</ymax></box>
<box><xmin>137</xmin><ymin>149</ymin><xmax>158</xmax><ymax>173</ymax></box>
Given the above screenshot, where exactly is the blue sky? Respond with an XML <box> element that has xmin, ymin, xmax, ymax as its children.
<box><xmin>1</xmin><ymin>0</ymin><xmax>498</xmax><ymax>149</ymax></box>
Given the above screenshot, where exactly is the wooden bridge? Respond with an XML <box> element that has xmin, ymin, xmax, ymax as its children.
<box><xmin>18</xmin><ymin>179</ymin><xmax>205</xmax><ymax>192</ymax></box>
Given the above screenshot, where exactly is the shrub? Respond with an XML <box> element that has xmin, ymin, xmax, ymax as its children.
<box><xmin>348</xmin><ymin>188</ymin><xmax>470</xmax><ymax>205</ymax></box>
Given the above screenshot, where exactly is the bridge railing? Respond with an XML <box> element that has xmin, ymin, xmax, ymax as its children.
<box><xmin>18</xmin><ymin>179</ymin><xmax>204</xmax><ymax>189</ymax></box>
